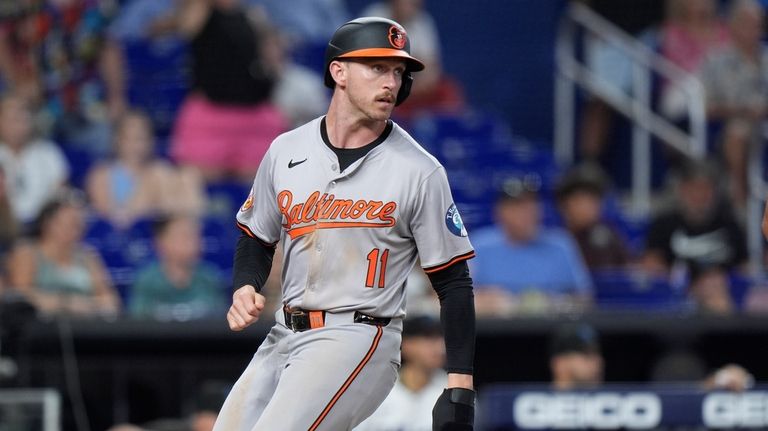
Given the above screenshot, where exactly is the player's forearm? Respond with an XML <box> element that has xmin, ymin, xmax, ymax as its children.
<box><xmin>232</xmin><ymin>234</ymin><xmax>275</xmax><ymax>292</ymax></box>
<box><xmin>428</xmin><ymin>261</ymin><xmax>476</xmax><ymax>374</ymax></box>
<box><xmin>438</xmin><ymin>284</ymin><xmax>475</xmax><ymax>374</ymax></box>
<box><xmin>447</xmin><ymin>373</ymin><xmax>474</xmax><ymax>390</ymax></box>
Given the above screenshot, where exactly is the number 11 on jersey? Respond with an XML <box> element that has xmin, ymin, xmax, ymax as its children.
<box><xmin>365</xmin><ymin>248</ymin><xmax>389</xmax><ymax>288</ymax></box>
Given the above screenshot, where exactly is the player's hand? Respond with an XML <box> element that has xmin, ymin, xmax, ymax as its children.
<box><xmin>227</xmin><ymin>285</ymin><xmax>266</xmax><ymax>331</ymax></box>
<box><xmin>432</xmin><ymin>387</ymin><xmax>475</xmax><ymax>430</ymax></box>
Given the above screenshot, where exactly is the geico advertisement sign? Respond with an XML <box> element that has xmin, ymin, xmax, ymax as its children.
<box><xmin>703</xmin><ymin>392</ymin><xmax>768</xmax><ymax>428</ymax></box>
<box><xmin>514</xmin><ymin>393</ymin><xmax>661</xmax><ymax>429</ymax></box>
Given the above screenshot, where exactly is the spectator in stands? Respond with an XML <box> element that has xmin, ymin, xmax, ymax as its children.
<box><xmin>263</xmin><ymin>28</ymin><xmax>329</xmax><ymax>128</ymax></box>
<box><xmin>698</xmin><ymin>0</ymin><xmax>767</xmax><ymax>207</ymax></box>
<box><xmin>86</xmin><ymin>110</ymin><xmax>205</xmax><ymax>229</ymax></box>
<box><xmin>641</xmin><ymin>160</ymin><xmax>747</xmax><ymax>280</ymax></box>
<box><xmin>254</xmin><ymin>0</ymin><xmax>349</xmax><ymax>48</ymax></box>
<box><xmin>107</xmin><ymin>380</ymin><xmax>227</xmax><ymax>431</ymax></box>
<box><xmin>355</xmin><ymin>315</ymin><xmax>450</xmax><ymax>431</ymax></box>
<box><xmin>170</xmin><ymin>0</ymin><xmax>287</xmax><ymax>182</ymax></box>
<box><xmin>0</xmin><ymin>2</ymin><xmax>42</xmax><ymax>104</ymax></box>
<box><xmin>0</xmin><ymin>0</ymin><xmax>117</xmax><ymax>154</ymax></box>
<box><xmin>7</xmin><ymin>192</ymin><xmax>120</xmax><ymax>317</ymax></box>
<box><xmin>687</xmin><ymin>265</ymin><xmax>736</xmax><ymax>314</ymax></box>
<box><xmin>471</xmin><ymin>176</ymin><xmax>593</xmax><ymax>316</ymax></box>
<box><xmin>549</xmin><ymin>323</ymin><xmax>604</xmax><ymax>390</ymax></box>
<box><xmin>129</xmin><ymin>215</ymin><xmax>225</xmax><ymax>320</ymax></box>
<box><xmin>763</xmin><ymin>197</ymin><xmax>768</xmax><ymax>240</ymax></box>
<box><xmin>106</xmin><ymin>0</ymin><xmax>179</xmax><ymax>44</ymax></box>
<box><xmin>578</xmin><ymin>11</ymin><xmax>656</xmax><ymax>163</ymax></box>
<box><xmin>552</xmin><ymin>323</ymin><xmax>755</xmax><ymax>391</ymax></box>
<box><xmin>555</xmin><ymin>164</ymin><xmax>631</xmax><ymax>270</ymax></box>
<box><xmin>659</xmin><ymin>0</ymin><xmax>730</xmax><ymax>120</ymax></box>
<box><xmin>362</xmin><ymin>0</ymin><xmax>465</xmax><ymax>120</ymax></box>
<box><xmin>102</xmin><ymin>0</ymin><xmax>184</xmax><ymax>123</ymax></box>
<box><xmin>744</xmin><ymin>284</ymin><xmax>768</xmax><ymax>313</ymax></box>
<box><xmin>0</xmin><ymin>93</ymin><xmax>69</xmax><ymax>227</ymax></box>
<box><xmin>0</xmin><ymin>167</ymin><xmax>18</xmax><ymax>265</ymax></box>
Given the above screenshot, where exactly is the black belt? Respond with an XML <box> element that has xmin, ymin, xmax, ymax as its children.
<box><xmin>283</xmin><ymin>307</ymin><xmax>391</xmax><ymax>332</ymax></box>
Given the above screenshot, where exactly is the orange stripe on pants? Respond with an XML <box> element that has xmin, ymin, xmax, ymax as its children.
<box><xmin>307</xmin><ymin>326</ymin><xmax>384</xmax><ymax>431</ymax></box>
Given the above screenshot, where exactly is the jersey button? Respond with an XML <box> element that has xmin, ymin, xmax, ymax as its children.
<box><xmin>330</xmin><ymin>181</ymin><xmax>336</xmax><ymax>188</ymax></box>
<box><xmin>331</xmin><ymin>163</ymin><xmax>338</xmax><ymax>171</ymax></box>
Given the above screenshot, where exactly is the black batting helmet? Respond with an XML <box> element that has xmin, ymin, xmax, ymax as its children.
<box><xmin>324</xmin><ymin>17</ymin><xmax>425</xmax><ymax>106</ymax></box>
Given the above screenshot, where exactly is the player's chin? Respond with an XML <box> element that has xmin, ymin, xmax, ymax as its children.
<box><xmin>370</xmin><ymin>104</ymin><xmax>394</xmax><ymax>120</ymax></box>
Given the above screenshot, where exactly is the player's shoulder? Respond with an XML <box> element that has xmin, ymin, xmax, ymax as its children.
<box><xmin>385</xmin><ymin>121</ymin><xmax>443</xmax><ymax>173</ymax></box>
<box><xmin>267</xmin><ymin>116</ymin><xmax>323</xmax><ymax>156</ymax></box>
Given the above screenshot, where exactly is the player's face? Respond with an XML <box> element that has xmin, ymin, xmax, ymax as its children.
<box><xmin>344</xmin><ymin>58</ymin><xmax>406</xmax><ymax>121</ymax></box>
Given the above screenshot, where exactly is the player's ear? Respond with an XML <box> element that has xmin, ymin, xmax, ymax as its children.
<box><xmin>329</xmin><ymin>60</ymin><xmax>348</xmax><ymax>87</ymax></box>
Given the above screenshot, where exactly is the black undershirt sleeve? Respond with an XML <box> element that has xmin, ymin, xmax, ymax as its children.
<box><xmin>232</xmin><ymin>233</ymin><xmax>276</xmax><ymax>293</ymax></box>
<box><xmin>427</xmin><ymin>260</ymin><xmax>475</xmax><ymax>374</ymax></box>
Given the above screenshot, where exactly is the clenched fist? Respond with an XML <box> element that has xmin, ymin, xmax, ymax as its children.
<box><xmin>227</xmin><ymin>285</ymin><xmax>266</xmax><ymax>331</ymax></box>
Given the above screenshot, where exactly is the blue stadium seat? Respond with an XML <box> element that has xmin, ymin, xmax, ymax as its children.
<box><xmin>62</xmin><ymin>146</ymin><xmax>99</xmax><ymax>189</ymax></box>
<box><xmin>123</xmin><ymin>39</ymin><xmax>190</xmax><ymax>140</ymax></box>
<box><xmin>407</xmin><ymin>111</ymin><xmax>564</xmax><ymax>229</ymax></box>
<box><xmin>84</xmin><ymin>215</ymin><xmax>156</xmax><ymax>304</ymax></box>
<box><xmin>592</xmin><ymin>269</ymin><xmax>687</xmax><ymax>311</ymax></box>
<box><xmin>201</xmin><ymin>216</ymin><xmax>238</xmax><ymax>286</ymax></box>
<box><xmin>205</xmin><ymin>181</ymin><xmax>252</xmax><ymax>221</ymax></box>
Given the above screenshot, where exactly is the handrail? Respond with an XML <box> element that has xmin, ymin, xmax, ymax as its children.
<box><xmin>555</xmin><ymin>2</ymin><xmax>707</xmax><ymax>215</ymax></box>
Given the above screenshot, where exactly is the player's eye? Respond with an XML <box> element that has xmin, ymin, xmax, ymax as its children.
<box><xmin>372</xmin><ymin>64</ymin><xmax>385</xmax><ymax>73</ymax></box>
<box><xmin>394</xmin><ymin>68</ymin><xmax>404</xmax><ymax>77</ymax></box>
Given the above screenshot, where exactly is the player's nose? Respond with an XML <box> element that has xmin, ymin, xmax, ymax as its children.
<box><xmin>382</xmin><ymin>71</ymin><xmax>399</xmax><ymax>91</ymax></box>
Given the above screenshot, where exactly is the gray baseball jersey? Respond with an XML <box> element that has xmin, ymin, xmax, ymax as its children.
<box><xmin>215</xmin><ymin>116</ymin><xmax>473</xmax><ymax>431</ymax></box>
<box><xmin>236</xmin><ymin>116</ymin><xmax>474</xmax><ymax>318</ymax></box>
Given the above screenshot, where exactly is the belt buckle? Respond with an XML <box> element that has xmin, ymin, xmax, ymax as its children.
<box><xmin>289</xmin><ymin>310</ymin><xmax>307</xmax><ymax>332</ymax></box>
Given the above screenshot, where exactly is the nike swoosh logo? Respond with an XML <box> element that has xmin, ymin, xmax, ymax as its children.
<box><xmin>288</xmin><ymin>158</ymin><xmax>308</xmax><ymax>169</ymax></box>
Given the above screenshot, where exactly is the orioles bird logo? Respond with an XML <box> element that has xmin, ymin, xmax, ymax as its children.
<box><xmin>388</xmin><ymin>25</ymin><xmax>406</xmax><ymax>49</ymax></box>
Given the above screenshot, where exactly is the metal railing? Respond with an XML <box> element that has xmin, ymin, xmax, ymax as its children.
<box><xmin>555</xmin><ymin>2</ymin><xmax>707</xmax><ymax>215</ymax></box>
<box><xmin>0</xmin><ymin>388</ymin><xmax>61</xmax><ymax>431</ymax></box>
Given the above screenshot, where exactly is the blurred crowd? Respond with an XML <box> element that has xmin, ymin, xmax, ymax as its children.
<box><xmin>0</xmin><ymin>0</ymin><xmax>467</xmax><ymax>322</ymax></box>
<box><xmin>0</xmin><ymin>0</ymin><xmax>766</xmax><ymax>430</ymax></box>
<box><xmin>0</xmin><ymin>0</ymin><xmax>767</xmax><ymax>326</ymax></box>
<box><xmin>0</xmin><ymin>0</ymin><xmax>768</xmax><ymax>320</ymax></box>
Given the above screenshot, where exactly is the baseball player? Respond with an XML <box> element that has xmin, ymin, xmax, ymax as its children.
<box><xmin>215</xmin><ymin>17</ymin><xmax>476</xmax><ymax>431</ymax></box>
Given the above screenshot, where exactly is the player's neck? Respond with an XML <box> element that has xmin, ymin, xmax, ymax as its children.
<box><xmin>325</xmin><ymin>104</ymin><xmax>388</xmax><ymax>149</ymax></box>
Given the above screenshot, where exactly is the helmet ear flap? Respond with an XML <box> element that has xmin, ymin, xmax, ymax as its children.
<box><xmin>395</xmin><ymin>71</ymin><xmax>413</xmax><ymax>106</ymax></box>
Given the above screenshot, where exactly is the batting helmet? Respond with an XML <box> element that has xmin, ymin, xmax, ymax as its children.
<box><xmin>324</xmin><ymin>17</ymin><xmax>425</xmax><ymax>106</ymax></box>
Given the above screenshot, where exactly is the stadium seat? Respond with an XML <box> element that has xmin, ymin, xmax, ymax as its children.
<box><xmin>592</xmin><ymin>269</ymin><xmax>687</xmax><ymax>311</ymax></box>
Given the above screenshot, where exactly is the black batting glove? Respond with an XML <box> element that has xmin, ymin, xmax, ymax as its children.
<box><xmin>432</xmin><ymin>387</ymin><xmax>475</xmax><ymax>431</ymax></box>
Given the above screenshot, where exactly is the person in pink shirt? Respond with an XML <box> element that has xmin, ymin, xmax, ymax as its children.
<box><xmin>659</xmin><ymin>0</ymin><xmax>730</xmax><ymax>119</ymax></box>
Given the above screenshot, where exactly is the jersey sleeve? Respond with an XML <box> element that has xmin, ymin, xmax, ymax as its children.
<box><xmin>410</xmin><ymin>167</ymin><xmax>475</xmax><ymax>273</ymax></box>
<box><xmin>235</xmin><ymin>149</ymin><xmax>282</xmax><ymax>244</ymax></box>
